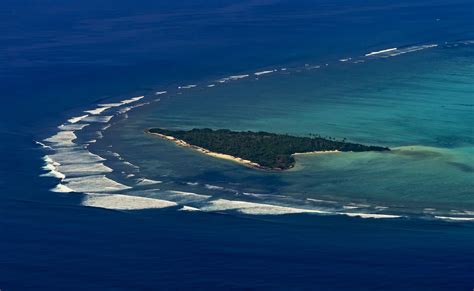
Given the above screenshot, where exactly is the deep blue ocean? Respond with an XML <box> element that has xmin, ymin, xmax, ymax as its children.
<box><xmin>1</xmin><ymin>0</ymin><xmax>474</xmax><ymax>289</ymax></box>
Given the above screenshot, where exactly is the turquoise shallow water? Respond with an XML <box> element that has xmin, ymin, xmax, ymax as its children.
<box><xmin>3</xmin><ymin>1</ymin><xmax>474</xmax><ymax>288</ymax></box>
<box><xmin>88</xmin><ymin>42</ymin><xmax>474</xmax><ymax>219</ymax></box>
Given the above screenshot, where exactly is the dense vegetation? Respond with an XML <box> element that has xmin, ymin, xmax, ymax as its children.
<box><xmin>148</xmin><ymin>128</ymin><xmax>390</xmax><ymax>170</ymax></box>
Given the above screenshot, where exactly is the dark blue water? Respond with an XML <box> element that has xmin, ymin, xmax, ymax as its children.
<box><xmin>1</xmin><ymin>0</ymin><xmax>473</xmax><ymax>289</ymax></box>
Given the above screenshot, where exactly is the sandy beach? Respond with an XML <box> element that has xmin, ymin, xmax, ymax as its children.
<box><xmin>146</xmin><ymin>130</ymin><xmax>351</xmax><ymax>171</ymax></box>
<box><xmin>146</xmin><ymin>129</ymin><xmax>275</xmax><ymax>170</ymax></box>
<box><xmin>292</xmin><ymin>150</ymin><xmax>340</xmax><ymax>156</ymax></box>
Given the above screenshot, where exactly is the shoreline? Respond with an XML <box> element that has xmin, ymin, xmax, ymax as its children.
<box><xmin>145</xmin><ymin>129</ymin><xmax>386</xmax><ymax>171</ymax></box>
<box><xmin>145</xmin><ymin>129</ymin><xmax>282</xmax><ymax>171</ymax></box>
<box><xmin>292</xmin><ymin>150</ymin><xmax>340</xmax><ymax>156</ymax></box>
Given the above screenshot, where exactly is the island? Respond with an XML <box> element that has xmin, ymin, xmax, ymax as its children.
<box><xmin>146</xmin><ymin>128</ymin><xmax>390</xmax><ymax>170</ymax></box>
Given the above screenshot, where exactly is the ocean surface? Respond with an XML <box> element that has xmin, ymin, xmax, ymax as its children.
<box><xmin>1</xmin><ymin>0</ymin><xmax>474</xmax><ymax>289</ymax></box>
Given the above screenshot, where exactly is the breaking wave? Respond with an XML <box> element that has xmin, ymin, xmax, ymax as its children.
<box><xmin>83</xmin><ymin>194</ymin><xmax>177</xmax><ymax>210</ymax></box>
<box><xmin>36</xmin><ymin>40</ymin><xmax>474</xmax><ymax>222</ymax></box>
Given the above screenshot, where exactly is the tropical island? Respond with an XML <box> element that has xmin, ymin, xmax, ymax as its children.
<box><xmin>146</xmin><ymin>128</ymin><xmax>390</xmax><ymax>170</ymax></box>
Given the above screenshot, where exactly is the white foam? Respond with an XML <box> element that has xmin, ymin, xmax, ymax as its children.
<box><xmin>197</xmin><ymin>199</ymin><xmax>402</xmax><ymax>218</ymax></box>
<box><xmin>123</xmin><ymin>161</ymin><xmax>139</xmax><ymax>169</ymax></box>
<box><xmin>58</xmin><ymin>123</ymin><xmax>90</xmax><ymax>131</ymax></box>
<box><xmin>85</xmin><ymin>106</ymin><xmax>111</xmax><ymax>115</ymax></box>
<box><xmin>207</xmin><ymin>84</ymin><xmax>216</xmax><ymax>88</ymax></box>
<box><xmin>435</xmin><ymin>216</ymin><xmax>474</xmax><ymax>221</ymax></box>
<box><xmin>348</xmin><ymin>203</ymin><xmax>371</xmax><ymax>208</ymax></box>
<box><xmin>43</xmin><ymin>155</ymin><xmax>60</xmax><ymax>166</ymax></box>
<box><xmin>49</xmin><ymin>148</ymin><xmax>105</xmax><ymax>164</ymax></box>
<box><xmin>109</xmin><ymin>152</ymin><xmax>122</xmax><ymax>159</ymax></box>
<box><xmin>387</xmin><ymin>44</ymin><xmax>438</xmax><ymax>57</ymax></box>
<box><xmin>118</xmin><ymin>106</ymin><xmax>133</xmax><ymax>114</ymax></box>
<box><xmin>218</xmin><ymin>74</ymin><xmax>249</xmax><ymax>83</ymax></box>
<box><xmin>229</xmin><ymin>74</ymin><xmax>249</xmax><ymax>80</ymax></box>
<box><xmin>57</xmin><ymin>162</ymin><xmax>113</xmax><ymax>176</ymax></box>
<box><xmin>179</xmin><ymin>206</ymin><xmax>201</xmax><ymax>212</ymax></box>
<box><xmin>51</xmin><ymin>184</ymin><xmax>74</xmax><ymax>193</ymax></box>
<box><xmin>44</xmin><ymin>131</ymin><xmax>77</xmax><ymax>147</ymax></box>
<box><xmin>454</xmin><ymin>210</ymin><xmax>474</xmax><ymax>215</ymax></box>
<box><xmin>68</xmin><ymin>115</ymin><xmax>89</xmax><ymax>124</ymax></box>
<box><xmin>364</xmin><ymin>44</ymin><xmax>438</xmax><ymax>59</ymax></box>
<box><xmin>178</xmin><ymin>84</ymin><xmax>197</xmax><ymax>89</ymax></box>
<box><xmin>204</xmin><ymin>184</ymin><xmax>224</xmax><ymax>190</ymax></box>
<box><xmin>374</xmin><ymin>206</ymin><xmax>388</xmax><ymax>210</ymax></box>
<box><xmin>342</xmin><ymin>205</ymin><xmax>360</xmax><ymax>210</ymax></box>
<box><xmin>40</xmin><ymin>166</ymin><xmax>66</xmax><ymax>180</ymax></box>
<box><xmin>42</xmin><ymin>160</ymin><xmax>58</xmax><ymax>171</ymax></box>
<box><xmin>136</xmin><ymin>178</ymin><xmax>162</xmax><ymax>186</ymax></box>
<box><xmin>339</xmin><ymin>58</ymin><xmax>351</xmax><ymax>62</ymax></box>
<box><xmin>120</xmin><ymin>96</ymin><xmax>145</xmax><ymax>105</ymax></box>
<box><xmin>341</xmin><ymin>212</ymin><xmax>401</xmax><ymax>219</ymax></box>
<box><xmin>82</xmin><ymin>116</ymin><xmax>113</xmax><ymax>123</ymax></box>
<box><xmin>118</xmin><ymin>102</ymin><xmax>148</xmax><ymax>115</ymax></box>
<box><xmin>200</xmin><ymin>199</ymin><xmax>328</xmax><ymax>215</ymax></box>
<box><xmin>242</xmin><ymin>192</ymin><xmax>286</xmax><ymax>199</ymax></box>
<box><xmin>306</xmin><ymin>198</ymin><xmax>338</xmax><ymax>204</ymax></box>
<box><xmin>35</xmin><ymin>141</ymin><xmax>52</xmax><ymax>150</ymax></box>
<box><xmin>155</xmin><ymin>91</ymin><xmax>167</xmax><ymax>95</ymax></box>
<box><xmin>83</xmin><ymin>194</ymin><xmax>177</xmax><ymax>210</ymax></box>
<box><xmin>127</xmin><ymin>190</ymin><xmax>211</xmax><ymax>205</ymax></box>
<box><xmin>254</xmin><ymin>70</ymin><xmax>275</xmax><ymax>76</ymax></box>
<box><xmin>62</xmin><ymin>175</ymin><xmax>131</xmax><ymax>193</ymax></box>
<box><xmin>95</xmin><ymin>96</ymin><xmax>145</xmax><ymax>111</ymax></box>
<box><xmin>166</xmin><ymin>190</ymin><xmax>211</xmax><ymax>201</ymax></box>
<box><xmin>99</xmin><ymin>102</ymin><xmax>123</xmax><ymax>108</ymax></box>
<box><xmin>41</xmin><ymin>155</ymin><xmax>65</xmax><ymax>179</ymax></box>
<box><xmin>365</xmin><ymin>47</ymin><xmax>397</xmax><ymax>56</ymax></box>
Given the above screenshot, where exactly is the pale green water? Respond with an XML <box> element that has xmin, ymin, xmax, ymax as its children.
<box><xmin>99</xmin><ymin>42</ymin><xmax>474</xmax><ymax>218</ymax></box>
